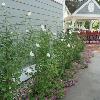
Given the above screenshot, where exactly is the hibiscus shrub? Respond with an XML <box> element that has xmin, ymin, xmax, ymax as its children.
<box><xmin>53</xmin><ymin>31</ymin><xmax>84</xmax><ymax>78</ymax></box>
<box><xmin>28</xmin><ymin>30</ymin><xmax>64</xmax><ymax>99</ymax></box>
<box><xmin>0</xmin><ymin>30</ymin><xmax>32</xmax><ymax>99</ymax></box>
<box><xmin>28</xmin><ymin>30</ymin><xmax>84</xmax><ymax>99</ymax></box>
<box><xmin>0</xmin><ymin>24</ymin><xmax>84</xmax><ymax>99</ymax></box>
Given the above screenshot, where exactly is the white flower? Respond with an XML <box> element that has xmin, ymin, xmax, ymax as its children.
<box><xmin>27</xmin><ymin>11</ymin><xmax>32</xmax><ymax>16</ymax></box>
<box><xmin>72</xmin><ymin>45</ymin><xmax>74</xmax><ymax>48</ymax></box>
<box><xmin>69</xmin><ymin>30</ymin><xmax>72</xmax><ymax>34</ymax></box>
<box><xmin>67</xmin><ymin>43</ymin><xmax>71</xmax><ymax>47</ymax></box>
<box><xmin>12</xmin><ymin>78</ymin><xmax>16</xmax><ymax>82</ymax></box>
<box><xmin>61</xmin><ymin>39</ymin><xmax>64</xmax><ymax>41</ymax></box>
<box><xmin>30</xmin><ymin>51</ymin><xmax>35</xmax><ymax>57</ymax></box>
<box><xmin>41</xmin><ymin>25</ymin><xmax>46</xmax><ymax>31</ymax></box>
<box><xmin>47</xmin><ymin>53</ymin><xmax>50</xmax><ymax>57</ymax></box>
<box><xmin>41</xmin><ymin>25</ymin><xmax>44</xmax><ymax>29</ymax></box>
<box><xmin>26</xmin><ymin>29</ymin><xmax>29</xmax><ymax>33</ymax></box>
<box><xmin>9</xmin><ymin>87</ymin><xmax>11</xmax><ymax>89</ymax></box>
<box><xmin>53</xmin><ymin>32</ymin><xmax>57</xmax><ymax>35</ymax></box>
<box><xmin>2</xmin><ymin>2</ymin><xmax>5</xmax><ymax>6</ymax></box>
<box><xmin>78</xmin><ymin>31</ymin><xmax>80</xmax><ymax>33</ymax></box>
<box><xmin>36</xmin><ymin>43</ymin><xmax>40</xmax><ymax>47</ymax></box>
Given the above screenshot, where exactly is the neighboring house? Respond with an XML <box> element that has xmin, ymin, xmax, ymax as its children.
<box><xmin>65</xmin><ymin>0</ymin><xmax>100</xmax><ymax>31</ymax></box>
<box><xmin>0</xmin><ymin>0</ymin><xmax>64</xmax><ymax>35</ymax></box>
<box><xmin>65</xmin><ymin>0</ymin><xmax>87</xmax><ymax>14</ymax></box>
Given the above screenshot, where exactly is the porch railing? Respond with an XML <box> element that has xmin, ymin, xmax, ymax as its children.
<box><xmin>79</xmin><ymin>30</ymin><xmax>100</xmax><ymax>44</ymax></box>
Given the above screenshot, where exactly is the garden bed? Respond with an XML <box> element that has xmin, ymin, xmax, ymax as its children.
<box><xmin>0</xmin><ymin>29</ymin><xmax>87</xmax><ymax>99</ymax></box>
<box><xmin>15</xmin><ymin>47</ymin><xmax>94</xmax><ymax>100</ymax></box>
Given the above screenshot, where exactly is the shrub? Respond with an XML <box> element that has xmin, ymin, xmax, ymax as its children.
<box><xmin>28</xmin><ymin>30</ymin><xmax>84</xmax><ymax>99</ymax></box>
<box><xmin>0</xmin><ymin>28</ymin><xmax>32</xmax><ymax>99</ymax></box>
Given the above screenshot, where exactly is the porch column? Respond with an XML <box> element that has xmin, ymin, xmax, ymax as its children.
<box><xmin>72</xmin><ymin>19</ymin><xmax>76</xmax><ymax>30</ymax></box>
<box><xmin>78</xmin><ymin>22</ymin><xmax>81</xmax><ymax>30</ymax></box>
<box><xmin>76</xmin><ymin>22</ymin><xmax>78</xmax><ymax>28</ymax></box>
<box><xmin>89</xmin><ymin>20</ymin><xmax>93</xmax><ymax>31</ymax></box>
<box><xmin>82</xmin><ymin>21</ymin><xmax>85</xmax><ymax>30</ymax></box>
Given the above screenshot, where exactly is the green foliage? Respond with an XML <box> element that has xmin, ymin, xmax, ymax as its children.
<box><xmin>0</xmin><ymin>5</ymin><xmax>32</xmax><ymax>99</ymax></box>
<box><xmin>84</xmin><ymin>21</ymin><xmax>90</xmax><ymax>29</ymax></box>
<box><xmin>0</xmin><ymin>26</ymin><xmax>84</xmax><ymax>99</ymax></box>
<box><xmin>0</xmin><ymin>28</ymin><xmax>32</xmax><ymax>99</ymax></box>
<box><xmin>28</xmin><ymin>30</ymin><xmax>84</xmax><ymax>99</ymax></box>
<box><xmin>28</xmin><ymin>31</ymin><xmax>64</xmax><ymax>98</ymax></box>
<box><xmin>92</xmin><ymin>21</ymin><xmax>99</xmax><ymax>30</ymax></box>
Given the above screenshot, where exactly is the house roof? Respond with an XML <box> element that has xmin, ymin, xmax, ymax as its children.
<box><xmin>72</xmin><ymin>0</ymin><xmax>100</xmax><ymax>19</ymax></box>
<box><xmin>64</xmin><ymin>5</ymin><xmax>71</xmax><ymax>18</ymax></box>
<box><xmin>65</xmin><ymin>0</ymin><xmax>88</xmax><ymax>14</ymax></box>
<box><xmin>65</xmin><ymin>0</ymin><xmax>100</xmax><ymax>21</ymax></box>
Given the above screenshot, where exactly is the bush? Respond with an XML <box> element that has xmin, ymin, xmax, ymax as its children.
<box><xmin>0</xmin><ymin>30</ymin><xmax>32</xmax><ymax>99</ymax></box>
<box><xmin>27</xmin><ymin>30</ymin><xmax>64</xmax><ymax>99</ymax></box>
<box><xmin>28</xmin><ymin>30</ymin><xmax>84</xmax><ymax>99</ymax></box>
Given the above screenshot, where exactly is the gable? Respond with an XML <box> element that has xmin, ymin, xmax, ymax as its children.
<box><xmin>73</xmin><ymin>0</ymin><xmax>100</xmax><ymax>15</ymax></box>
<box><xmin>65</xmin><ymin>0</ymin><xmax>87</xmax><ymax>14</ymax></box>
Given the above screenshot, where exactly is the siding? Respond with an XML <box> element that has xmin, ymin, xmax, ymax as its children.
<box><xmin>0</xmin><ymin>0</ymin><xmax>63</xmax><ymax>34</ymax></box>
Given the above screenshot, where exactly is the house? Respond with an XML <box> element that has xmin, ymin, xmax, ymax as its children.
<box><xmin>0</xmin><ymin>0</ymin><xmax>64</xmax><ymax>35</ymax></box>
<box><xmin>0</xmin><ymin>0</ymin><xmax>66</xmax><ymax>82</ymax></box>
<box><xmin>65</xmin><ymin>0</ymin><xmax>100</xmax><ymax>31</ymax></box>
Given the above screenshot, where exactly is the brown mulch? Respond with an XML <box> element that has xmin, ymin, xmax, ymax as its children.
<box><xmin>86</xmin><ymin>44</ymin><xmax>100</xmax><ymax>52</ymax></box>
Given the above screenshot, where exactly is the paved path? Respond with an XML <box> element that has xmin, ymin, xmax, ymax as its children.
<box><xmin>64</xmin><ymin>51</ymin><xmax>100</xmax><ymax>100</ymax></box>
